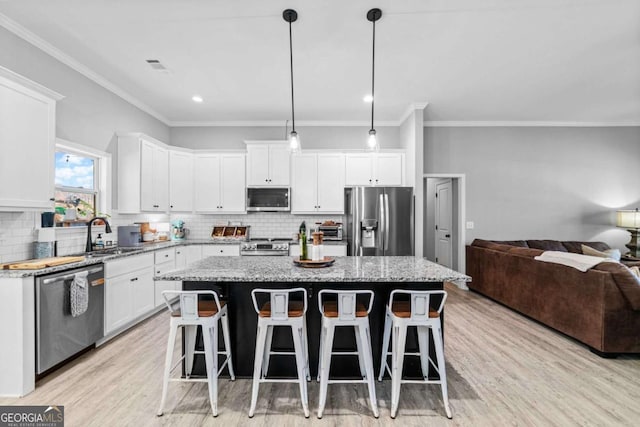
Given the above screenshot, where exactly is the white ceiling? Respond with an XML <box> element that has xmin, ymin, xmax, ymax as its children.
<box><xmin>0</xmin><ymin>0</ymin><xmax>639</xmax><ymax>126</ymax></box>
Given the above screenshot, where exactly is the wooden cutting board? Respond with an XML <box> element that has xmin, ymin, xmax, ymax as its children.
<box><xmin>1</xmin><ymin>256</ymin><xmax>86</xmax><ymax>270</ymax></box>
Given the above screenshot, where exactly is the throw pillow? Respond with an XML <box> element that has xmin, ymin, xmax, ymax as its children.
<box><xmin>630</xmin><ymin>266</ymin><xmax>640</xmax><ymax>278</ymax></box>
<box><xmin>581</xmin><ymin>244</ymin><xmax>621</xmax><ymax>261</ymax></box>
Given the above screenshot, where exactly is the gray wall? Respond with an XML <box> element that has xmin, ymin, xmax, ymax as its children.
<box><xmin>0</xmin><ymin>27</ymin><xmax>169</xmax><ymax>152</ymax></box>
<box><xmin>424</xmin><ymin>126</ymin><xmax>640</xmax><ymax>252</ymax></box>
<box><xmin>170</xmin><ymin>125</ymin><xmax>401</xmax><ymax>150</ymax></box>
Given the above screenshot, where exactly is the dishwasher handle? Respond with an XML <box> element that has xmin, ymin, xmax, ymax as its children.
<box><xmin>41</xmin><ymin>267</ymin><xmax>104</xmax><ymax>285</ymax></box>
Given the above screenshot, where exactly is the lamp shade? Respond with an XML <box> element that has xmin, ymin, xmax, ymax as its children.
<box><xmin>616</xmin><ymin>209</ymin><xmax>640</xmax><ymax>229</ymax></box>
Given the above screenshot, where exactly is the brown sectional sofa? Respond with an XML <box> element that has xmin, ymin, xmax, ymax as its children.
<box><xmin>466</xmin><ymin>239</ymin><xmax>640</xmax><ymax>356</ymax></box>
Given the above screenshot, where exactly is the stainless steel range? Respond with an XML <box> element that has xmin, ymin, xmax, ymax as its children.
<box><xmin>240</xmin><ymin>238</ymin><xmax>291</xmax><ymax>256</ymax></box>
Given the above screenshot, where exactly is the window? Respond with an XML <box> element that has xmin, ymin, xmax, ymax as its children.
<box><xmin>53</xmin><ymin>140</ymin><xmax>110</xmax><ymax>226</ymax></box>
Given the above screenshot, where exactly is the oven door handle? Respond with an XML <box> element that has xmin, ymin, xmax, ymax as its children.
<box><xmin>41</xmin><ymin>267</ymin><xmax>104</xmax><ymax>285</ymax></box>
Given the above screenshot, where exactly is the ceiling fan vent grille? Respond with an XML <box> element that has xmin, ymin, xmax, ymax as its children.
<box><xmin>145</xmin><ymin>59</ymin><xmax>168</xmax><ymax>72</ymax></box>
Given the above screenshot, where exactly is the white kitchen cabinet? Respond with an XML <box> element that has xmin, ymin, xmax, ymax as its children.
<box><xmin>176</xmin><ymin>245</ymin><xmax>203</xmax><ymax>269</ymax></box>
<box><xmin>202</xmin><ymin>244</ymin><xmax>240</xmax><ymax>257</ymax></box>
<box><xmin>245</xmin><ymin>141</ymin><xmax>290</xmax><ymax>186</ymax></box>
<box><xmin>0</xmin><ymin>69</ymin><xmax>63</xmax><ymax>210</ymax></box>
<box><xmin>345</xmin><ymin>152</ymin><xmax>404</xmax><ymax>186</ymax></box>
<box><xmin>289</xmin><ymin>244</ymin><xmax>347</xmax><ymax>257</ymax></box>
<box><xmin>104</xmin><ymin>253</ymin><xmax>154</xmax><ymax>335</ymax></box>
<box><xmin>169</xmin><ymin>150</ymin><xmax>194</xmax><ymax>212</ymax></box>
<box><xmin>194</xmin><ymin>153</ymin><xmax>246</xmax><ymax>213</ymax></box>
<box><xmin>154</xmin><ymin>248</ymin><xmax>177</xmax><ymax>308</ymax></box>
<box><xmin>117</xmin><ymin>133</ymin><xmax>170</xmax><ymax>213</ymax></box>
<box><xmin>292</xmin><ymin>153</ymin><xmax>345</xmax><ymax>214</ymax></box>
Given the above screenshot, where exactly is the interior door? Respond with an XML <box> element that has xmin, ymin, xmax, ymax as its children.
<box><xmin>435</xmin><ymin>179</ymin><xmax>453</xmax><ymax>268</ymax></box>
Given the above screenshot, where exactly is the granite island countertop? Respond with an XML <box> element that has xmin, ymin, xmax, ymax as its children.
<box><xmin>155</xmin><ymin>256</ymin><xmax>470</xmax><ymax>283</ymax></box>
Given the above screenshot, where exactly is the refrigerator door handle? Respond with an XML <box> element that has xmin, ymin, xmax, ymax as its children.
<box><xmin>379</xmin><ymin>193</ymin><xmax>385</xmax><ymax>253</ymax></box>
<box><xmin>384</xmin><ymin>193</ymin><xmax>390</xmax><ymax>251</ymax></box>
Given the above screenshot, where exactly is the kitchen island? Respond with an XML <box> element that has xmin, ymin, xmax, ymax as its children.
<box><xmin>155</xmin><ymin>256</ymin><xmax>470</xmax><ymax>378</ymax></box>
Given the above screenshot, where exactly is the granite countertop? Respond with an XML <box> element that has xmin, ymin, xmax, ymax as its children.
<box><xmin>155</xmin><ymin>256</ymin><xmax>470</xmax><ymax>283</ymax></box>
<box><xmin>0</xmin><ymin>239</ymin><xmax>244</xmax><ymax>278</ymax></box>
<box><xmin>289</xmin><ymin>240</ymin><xmax>347</xmax><ymax>246</ymax></box>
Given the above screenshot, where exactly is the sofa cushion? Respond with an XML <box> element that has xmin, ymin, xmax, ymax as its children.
<box><xmin>593</xmin><ymin>262</ymin><xmax>640</xmax><ymax>310</ymax></box>
<box><xmin>491</xmin><ymin>240</ymin><xmax>529</xmax><ymax>247</ymax></box>
<box><xmin>526</xmin><ymin>240</ymin><xmax>568</xmax><ymax>252</ymax></box>
<box><xmin>507</xmin><ymin>247</ymin><xmax>544</xmax><ymax>258</ymax></box>
<box><xmin>563</xmin><ymin>241</ymin><xmax>611</xmax><ymax>254</ymax></box>
<box><xmin>581</xmin><ymin>244</ymin><xmax>621</xmax><ymax>261</ymax></box>
<box><xmin>471</xmin><ymin>239</ymin><xmax>513</xmax><ymax>252</ymax></box>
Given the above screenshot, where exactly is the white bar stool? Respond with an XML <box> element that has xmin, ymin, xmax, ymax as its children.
<box><xmin>157</xmin><ymin>290</ymin><xmax>235</xmax><ymax>417</ymax></box>
<box><xmin>378</xmin><ymin>290</ymin><xmax>452</xmax><ymax>419</ymax></box>
<box><xmin>249</xmin><ymin>288</ymin><xmax>310</xmax><ymax>418</ymax></box>
<box><xmin>316</xmin><ymin>289</ymin><xmax>379</xmax><ymax>419</ymax></box>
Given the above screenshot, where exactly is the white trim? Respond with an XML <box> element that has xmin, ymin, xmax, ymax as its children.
<box><xmin>0</xmin><ymin>65</ymin><xmax>64</xmax><ymax>101</ymax></box>
<box><xmin>424</xmin><ymin>120</ymin><xmax>640</xmax><ymax>127</ymax></box>
<box><xmin>55</xmin><ymin>138</ymin><xmax>112</xmax><ymax>219</ymax></box>
<box><xmin>424</xmin><ymin>174</ymin><xmax>466</xmax><ymax>276</ymax></box>
<box><xmin>169</xmin><ymin>120</ymin><xmax>401</xmax><ymax>127</ymax></box>
<box><xmin>398</xmin><ymin>102</ymin><xmax>429</xmax><ymax>125</ymax></box>
<box><xmin>0</xmin><ymin>13</ymin><xmax>170</xmax><ymax>125</ymax></box>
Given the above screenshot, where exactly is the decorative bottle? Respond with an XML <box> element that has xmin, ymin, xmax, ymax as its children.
<box><xmin>299</xmin><ymin>221</ymin><xmax>308</xmax><ymax>260</ymax></box>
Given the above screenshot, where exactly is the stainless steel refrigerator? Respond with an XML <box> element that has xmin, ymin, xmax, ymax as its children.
<box><xmin>345</xmin><ymin>187</ymin><xmax>414</xmax><ymax>256</ymax></box>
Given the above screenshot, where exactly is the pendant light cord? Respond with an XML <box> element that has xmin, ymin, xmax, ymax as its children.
<box><xmin>370</xmin><ymin>16</ymin><xmax>376</xmax><ymax>132</ymax></box>
<box><xmin>289</xmin><ymin>19</ymin><xmax>296</xmax><ymax>133</ymax></box>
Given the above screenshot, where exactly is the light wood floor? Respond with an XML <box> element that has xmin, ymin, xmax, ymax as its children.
<box><xmin>2</xmin><ymin>284</ymin><xmax>639</xmax><ymax>426</ymax></box>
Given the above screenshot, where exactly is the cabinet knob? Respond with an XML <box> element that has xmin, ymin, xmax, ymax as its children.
<box><xmin>170</xmin><ymin>205</ymin><xmax>173</xmax><ymax>208</ymax></box>
<box><xmin>130</xmin><ymin>277</ymin><xmax>138</xmax><ymax>282</ymax></box>
<box><xmin>369</xmin><ymin>179</ymin><xmax>372</xmax><ymax>183</ymax></box>
<box><xmin>49</xmin><ymin>197</ymin><xmax>55</xmax><ymax>201</ymax></box>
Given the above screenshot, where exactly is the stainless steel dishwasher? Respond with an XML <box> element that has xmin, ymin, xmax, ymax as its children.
<box><xmin>36</xmin><ymin>264</ymin><xmax>105</xmax><ymax>375</ymax></box>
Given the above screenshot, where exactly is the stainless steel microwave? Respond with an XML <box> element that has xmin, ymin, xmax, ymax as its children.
<box><xmin>246</xmin><ymin>187</ymin><xmax>290</xmax><ymax>212</ymax></box>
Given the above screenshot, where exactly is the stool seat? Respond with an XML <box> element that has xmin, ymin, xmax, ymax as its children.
<box><xmin>322</xmin><ymin>301</ymin><xmax>369</xmax><ymax>318</ymax></box>
<box><xmin>391</xmin><ymin>301</ymin><xmax>439</xmax><ymax>319</ymax></box>
<box><xmin>171</xmin><ymin>300</ymin><xmax>227</xmax><ymax>318</ymax></box>
<box><xmin>259</xmin><ymin>301</ymin><xmax>304</xmax><ymax>318</ymax></box>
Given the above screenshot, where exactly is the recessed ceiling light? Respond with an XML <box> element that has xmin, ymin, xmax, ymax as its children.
<box><xmin>192</xmin><ymin>95</ymin><xmax>203</xmax><ymax>103</ymax></box>
<box><xmin>363</xmin><ymin>94</ymin><xmax>373</xmax><ymax>103</ymax></box>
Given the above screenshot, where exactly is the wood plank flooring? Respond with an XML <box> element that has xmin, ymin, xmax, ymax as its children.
<box><xmin>2</xmin><ymin>283</ymin><xmax>639</xmax><ymax>426</ymax></box>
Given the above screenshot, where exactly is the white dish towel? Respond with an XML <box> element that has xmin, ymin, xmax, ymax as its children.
<box><xmin>70</xmin><ymin>271</ymin><xmax>89</xmax><ymax>317</ymax></box>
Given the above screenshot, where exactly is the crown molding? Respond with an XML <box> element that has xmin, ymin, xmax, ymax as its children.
<box><xmin>0</xmin><ymin>65</ymin><xmax>64</xmax><ymax>100</ymax></box>
<box><xmin>168</xmin><ymin>120</ymin><xmax>400</xmax><ymax>127</ymax></box>
<box><xmin>423</xmin><ymin>120</ymin><xmax>640</xmax><ymax>127</ymax></box>
<box><xmin>398</xmin><ymin>102</ymin><xmax>429</xmax><ymax>125</ymax></box>
<box><xmin>0</xmin><ymin>12</ymin><xmax>171</xmax><ymax>126</ymax></box>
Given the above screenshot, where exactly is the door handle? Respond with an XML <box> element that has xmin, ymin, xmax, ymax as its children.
<box><xmin>379</xmin><ymin>193</ymin><xmax>385</xmax><ymax>251</ymax></box>
<box><xmin>384</xmin><ymin>193</ymin><xmax>390</xmax><ymax>251</ymax></box>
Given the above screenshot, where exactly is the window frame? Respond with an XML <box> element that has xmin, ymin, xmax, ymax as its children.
<box><xmin>54</xmin><ymin>138</ymin><xmax>111</xmax><ymax>225</ymax></box>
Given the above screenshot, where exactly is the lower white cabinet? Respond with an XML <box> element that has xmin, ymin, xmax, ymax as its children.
<box><xmin>202</xmin><ymin>244</ymin><xmax>240</xmax><ymax>257</ymax></box>
<box><xmin>104</xmin><ymin>253</ymin><xmax>155</xmax><ymax>335</ymax></box>
<box><xmin>176</xmin><ymin>245</ymin><xmax>204</xmax><ymax>268</ymax></box>
<box><xmin>154</xmin><ymin>248</ymin><xmax>177</xmax><ymax>308</ymax></box>
<box><xmin>289</xmin><ymin>244</ymin><xmax>347</xmax><ymax>257</ymax></box>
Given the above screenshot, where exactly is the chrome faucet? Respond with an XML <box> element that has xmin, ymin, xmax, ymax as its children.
<box><xmin>86</xmin><ymin>217</ymin><xmax>112</xmax><ymax>252</ymax></box>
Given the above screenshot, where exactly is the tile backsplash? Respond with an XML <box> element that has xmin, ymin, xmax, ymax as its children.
<box><xmin>0</xmin><ymin>211</ymin><xmax>344</xmax><ymax>264</ymax></box>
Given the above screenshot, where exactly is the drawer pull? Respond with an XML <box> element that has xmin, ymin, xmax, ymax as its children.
<box><xmin>130</xmin><ymin>277</ymin><xmax>138</xmax><ymax>282</ymax></box>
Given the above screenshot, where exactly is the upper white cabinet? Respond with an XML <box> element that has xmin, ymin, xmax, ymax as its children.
<box><xmin>345</xmin><ymin>152</ymin><xmax>404</xmax><ymax>186</ymax></box>
<box><xmin>169</xmin><ymin>150</ymin><xmax>194</xmax><ymax>212</ymax></box>
<box><xmin>0</xmin><ymin>68</ymin><xmax>63</xmax><ymax>210</ymax></box>
<box><xmin>117</xmin><ymin>134</ymin><xmax>169</xmax><ymax>213</ymax></box>
<box><xmin>194</xmin><ymin>153</ymin><xmax>246</xmax><ymax>213</ymax></box>
<box><xmin>292</xmin><ymin>153</ymin><xmax>345</xmax><ymax>214</ymax></box>
<box><xmin>245</xmin><ymin>141</ymin><xmax>290</xmax><ymax>186</ymax></box>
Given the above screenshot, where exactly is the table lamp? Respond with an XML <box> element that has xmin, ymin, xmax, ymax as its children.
<box><xmin>616</xmin><ymin>208</ymin><xmax>640</xmax><ymax>257</ymax></box>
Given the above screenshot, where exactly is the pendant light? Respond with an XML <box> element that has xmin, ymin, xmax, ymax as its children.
<box><xmin>283</xmin><ymin>9</ymin><xmax>300</xmax><ymax>153</ymax></box>
<box><xmin>366</xmin><ymin>8</ymin><xmax>382</xmax><ymax>151</ymax></box>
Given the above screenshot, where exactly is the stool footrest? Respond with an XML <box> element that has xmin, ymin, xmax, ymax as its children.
<box><xmin>330</xmin><ymin>351</ymin><xmax>360</xmax><ymax>356</ymax></box>
<box><xmin>259</xmin><ymin>378</ymin><xmax>304</xmax><ymax>384</ymax></box>
<box><xmin>327</xmin><ymin>379</ymin><xmax>368</xmax><ymax>385</ymax></box>
<box><xmin>169</xmin><ymin>378</ymin><xmax>209</xmax><ymax>383</ymax></box>
<box><xmin>267</xmin><ymin>351</ymin><xmax>296</xmax><ymax>356</ymax></box>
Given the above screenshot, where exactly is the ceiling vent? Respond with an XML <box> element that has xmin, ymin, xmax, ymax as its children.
<box><xmin>145</xmin><ymin>59</ymin><xmax>169</xmax><ymax>72</ymax></box>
